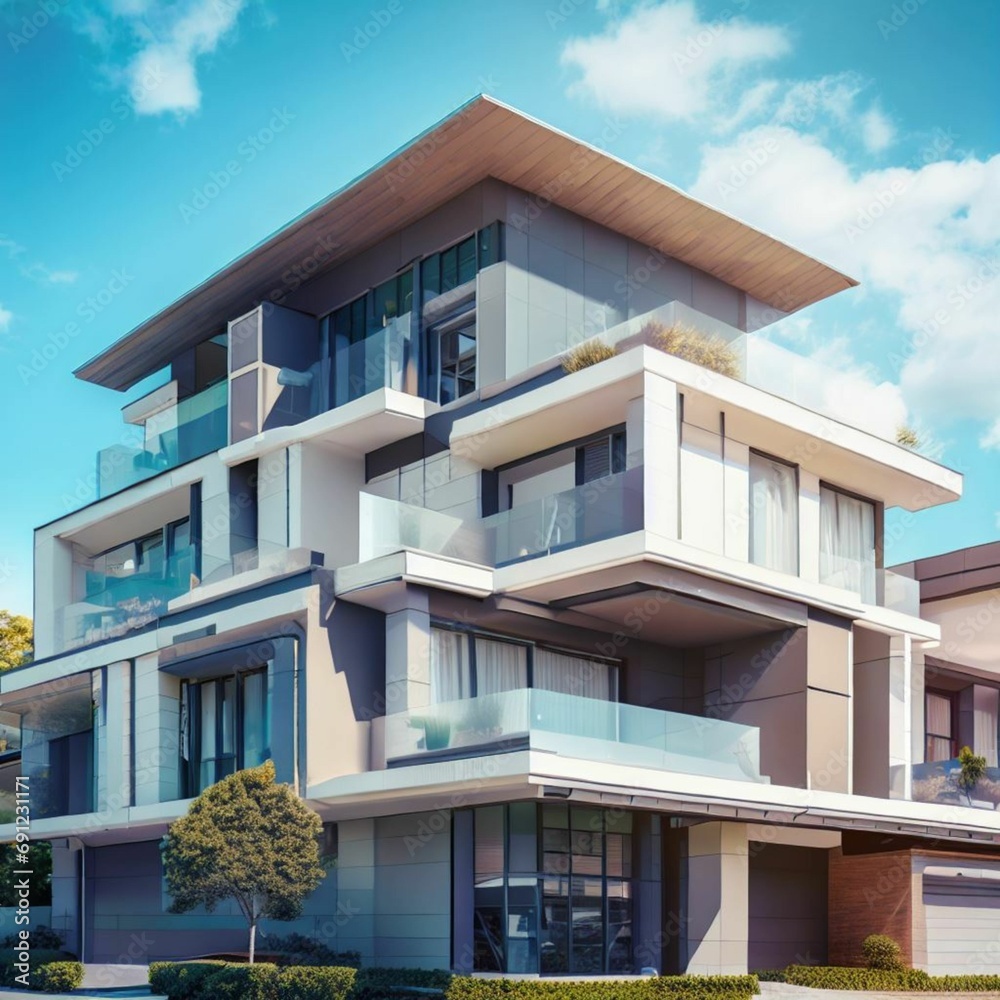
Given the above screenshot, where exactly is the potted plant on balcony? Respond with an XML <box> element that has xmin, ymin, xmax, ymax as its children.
<box><xmin>408</xmin><ymin>714</ymin><xmax>452</xmax><ymax>752</ymax></box>
<box><xmin>460</xmin><ymin>696</ymin><xmax>505</xmax><ymax>745</ymax></box>
<box><xmin>957</xmin><ymin>745</ymin><xmax>988</xmax><ymax>806</ymax></box>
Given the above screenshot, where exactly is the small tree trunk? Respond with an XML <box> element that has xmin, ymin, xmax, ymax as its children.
<box><xmin>249</xmin><ymin>919</ymin><xmax>257</xmax><ymax>965</ymax></box>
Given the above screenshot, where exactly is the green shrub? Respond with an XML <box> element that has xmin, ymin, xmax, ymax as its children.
<box><xmin>861</xmin><ymin>933</ymin><xmax>903</xmax><ymax>971</ymax></box>
<box><xmin>959</xmin><ymin>745</ymin><xmax>988</xmax><ymax>791</ymax></box>
<box><xmin>750</xmin><ymin>970</ymin><xmax>785</xmax><ymax>983</ymax></box>
<box><xmin>148</xmin><ymin>961</ymin><xmax>227</xmax><ymax>1000</ymax></box>
<box><xmin>202</xmin><ymin>962</ymin><xmax>281</xmax><ymax>1000</ymax></box>
<box><xmin>562</xmin><ymin>340</ymin><xmax>617</xmax><ymax>374</ymax></box>
<box><xmin>929</xmin><ymin>975</ymin><xmax>1000</xmax><ymax>991</ymax></box>
<box><xmin>268</xmin><ymin>932</ymin><xmax>361</xmax><ymax>968</ymax></box>
<box><xmin>280</xmin><ymin>965</ymin><xmax>357</xmax><ymax>1000</ymax></box>
<box><xmin>445</xmin><ymin>977</ymin><xmax>757</xmax><ymax>1000</ymax></box>
<box><xmin>783</xmin><ymin>965</ymin><xmax>1000</xmax><ymax>991</ymax></box>
<box><xmin>643</xmin><ymin>321</ymin><xmax>741</xmax><ymax>379</ymax></box>
<box><xmin>355</xmin><ymin>967</ymin><xmax>455</xmax><ymax>1000</ymax></box>
<box><xmin>784</xmin><ymin>965</ymin><xmax>930</xmax><ymax>990</ymax></box>
<box><xmin>35</xmin><ymin>961</ymin><xmax>84</xmax><ymax>993</ymax></box>
<box><xmin>0</xmin><ymin>949</ymin><xmax>77</xmax><ymax>989</ymax></box>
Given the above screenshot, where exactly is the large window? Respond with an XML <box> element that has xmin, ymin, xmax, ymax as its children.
<box><xmin>819</xmin><ymin>484</ymin><xmax>876</xmax><ymax>602</ymax></box>
<box><xmin>925</xmin><ymin>690</ymin><xmax>957</xmax><ymax>762</ymax></box>
<box><xmin>328</xmin><ymin>270</ymin><xmax>415</xmax><ymax>407</ymax></box>
<box><xmin>181</xmin><ymin>668</ymin><xmax>272</xmax><ymax>795</ymax></box>
<box><xmin>430</xmin><ymin>625</ymin><xmax>617</xmax><ymax>705</ymax></box>
<box><xmin>471</xmin><ymin>803</ymin><xmax>633</xmax><ymax>975</ymax></box>
<box><xmin>749</xmin><ymin>451</ymin><xmax>798</xmax><ymax>575</ymax></box>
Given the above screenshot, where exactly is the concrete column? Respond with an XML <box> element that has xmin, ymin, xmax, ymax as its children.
<box><xmin>723</xmin><ymin>439</ymin><xmax>750</xmax><ymax>563</ymax></box>
<box><xmin>633</xmin><ymin>813</ymin><xmax>664</xmax><ymax>973</ymax></box>
<box><xmin>911</xmin><ymin>646</ymin><xmax>926</xmax><ymax>765</ymax></box>
<box><xmin>626</xmin><ymin>371</ymin><xmax>679</xmax><ymax>541</ymax></box>
<box><xmin>336</xmin><ymin>819</ymin><xmax>375</xmax><ymax>966</ymax></box>
<box><xmin>199</xmin><ymin>460</ymin><xmax>234</xmax><ymax>572</ymax></box>
<box><xmin>685</xmin><ymin>822</ymin><xmax>749</xmax><ymax>974</ymax></box>
<box><xmin>99</xmin><ymin>662</ymin><xmax>132</xmax><ymax>813</ymax></box>
<box><xmin>798</xmin><ymin>470</ymin><xmax>821</xmax><ymax>584</ymax></box>
<box><xmin>385</xmin><ymin>591</ymin><xmax>431</xmax><ymax>715</ymax></box>
<box><xmin>890</xmin><ymin>634</ymin><xmax>912</xmax><ymax>797</ymax></box>
<box><xmin>133</xmin><ymin>654</ymin><xmax>181</xmax><ymax>806</ymax></box>
<box><xmin>49</xmin><ymin>840</ymin><xmax>81</xmax><ymax>958</ymax></box>
<box><xmin>33</xmin><ymin>535</ymin><xmax>74</xmax><ymax>660</ymax></box>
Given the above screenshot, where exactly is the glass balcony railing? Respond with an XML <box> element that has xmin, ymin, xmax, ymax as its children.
<box><xmin>333</xmin><ymin>314</ymin><xmax>412</xmax><ymax>408</ymax></box>
<box><xmin>385</xmin><ymin>688</ymin><xmax>767</xmax><ymax>784</ymax></box>
<box><xmin>574</xmin><ymin>302</ymin><xmax>929</xmax><ymax>452</ymax></box>
<box><xmin>55</xmin><ymin>545</ymin><xmax>199</xmax><ymax>651</ymax></box>
<box><xmin>97</xmin><ymin>381</ymin><xmax>228</xmax><ymax>499</ymax></box>
<box><xmin>198</xmin><ymin>537</ymin><xmax>317</xmax><ymax>586</ymax></box>
<box><xmin>358</xmin><ymin>468</ymin><xmax>643</xmax><ymax>568</ymax></box>
<box><xmin>906</xmin><ymin>759</ymin><xmax>1000</xmax><ymax>810</ymax></box>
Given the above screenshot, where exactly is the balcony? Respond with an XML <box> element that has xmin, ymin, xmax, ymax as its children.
<box><xmin>588</xmin><ymin>302</ymin><xmax>926</xmax><ymax>452</ymax></box>
<box><xmin>384</xmin><ymin>688</ymin><xmax>767</xmax><ymax>784</ymax></box>
<box><xmin>359</xmin><ymin>468</ymin><xmax>643</xmax><ymax>568</ymax></box>
<box><xmin>908</xmin><ymin>759</ymin><xmax>1000</xmax><ymax>811</ymax></box>
<box><xmin>97</xmin><ymin>381</ymin><xmax>228</xmax><ymax>499</ymax></box>
<box><xmin>55</xmin><ymin>545</ymin><xmax>199</xmax><ymax>652</ymax></box>
<box><xmin>53</xmin><ymin>537</ymin><xmax>315</xmax><ymax>653</ymax></box>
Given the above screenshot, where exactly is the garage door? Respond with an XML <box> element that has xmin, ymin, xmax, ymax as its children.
<box><xmin>923</xmin><ymin>874</ymin><xmax>1000</xmax><ymax>975</ymax></box>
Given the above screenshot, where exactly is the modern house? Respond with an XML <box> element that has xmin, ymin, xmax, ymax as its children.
<box><xmin>4</xmin><ymin>95</ymin><xmax>996</xmax><ymax>976</ymax></box>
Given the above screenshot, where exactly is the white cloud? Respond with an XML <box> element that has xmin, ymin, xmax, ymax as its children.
<box><xmin>561</xmin><ymin>1</ymin><xmax>789</xmax><ymax>122</ymax></box>
<box><xmin>773</xmin><ymin>72</ymin><xmax>863</xmax><ymax>128</ymax></box>
<box><xmin>980</xmin><ymin>419</ymin><xmax>1000</xmax><ymax>452</ymax></box>
<box><xmin>74</xmin><ymin>0</ymin><xmax>247</xmax><ymax>116</ymax></box>
<box><xmin>689</xmin><ymin>126</ymin><xmax>1000</xmax><ymax>430</ymax></box>
<box><xmin>860</xmin><ymin>106</ymin><xmax>895</xmax><ymax>153</ymax></box>
<box><xmin>0</xmin><ymin>305</ymin><xmax>12</xmax><ymax>334</ymax></box>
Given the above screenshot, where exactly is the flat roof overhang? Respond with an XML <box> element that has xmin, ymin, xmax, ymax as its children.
<box><xmin>307</xmin><ymin>750</ymin><xmax>1000</xmax><ymax>846</ymax></box>
<box><xmin>76</xmin><ymin>95</ymin><xmax>857</xmax><ymax>392</ymax></box>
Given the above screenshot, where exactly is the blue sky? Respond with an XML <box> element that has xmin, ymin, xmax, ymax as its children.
<box><xmin>0</xmin><ymin>0</ymin><xmax>997</xmax><ymax>616</ymax></box>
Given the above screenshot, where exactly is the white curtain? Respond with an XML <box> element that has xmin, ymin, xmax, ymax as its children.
<box><xmin>925</xmin><ymin>692</ymin><xmax>953</xmax><ymax>761</ymax></box>
<box><xmin>475</xmin><ymin>638</ymin><xmax>528</xmax><ymax>695</ymax></box>
<box><xmin>430</xmin><ymin>628</ymin><xmax>471</xmax><ymax>704</ymax></box>
<box><xmin>749</xmin><ymin>454</ymin><xmax>798</xmax><ymax>574</ymax></box>
<box><xmin>974</xmin><ymin>686</ymin><xmax>999</xmax><ymax>768</ymax></box>
<box><xmin>534</xmin><ymin>648</ymin><xmax>614</xmax><ymax>701</ymax></box>
<box><xmin>819</xmin><ymin>486</ymin><xmax>876</xmax><ymax>603</ymax></box>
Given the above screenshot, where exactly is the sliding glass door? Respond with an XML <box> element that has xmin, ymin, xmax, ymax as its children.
<box><xmin>819</xmin><ymin>485</ymin><xmax>876</xmax><ymax>602</ymax></box>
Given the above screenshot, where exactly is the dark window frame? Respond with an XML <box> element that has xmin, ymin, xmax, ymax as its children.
<box><xmin>925</xmin><ymin>687</ymin><xmax>959</xmax><ymax>762</ymax></box>
<box><xmin>430</xmin><ymin>621</ymin><xmax>620</xmax><ymax>702</ymax></box>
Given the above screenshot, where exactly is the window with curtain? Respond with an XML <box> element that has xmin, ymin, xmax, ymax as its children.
<box><xmin>925</xmin><ymin>690</ymin><xmax>956</xmax><ymax>762</ymax></box>
<box><xmin>475</xmin><ymin>638</ymin><xmax>528</xmax><ymax>695</ymax></box>
<box><xmin>429</xmin><ymin>626</ymin><xmax>619</xmax><ymax>704</ymax></box>
<box><xmin>431</xmin><ymin>628</ymin><xmax>471</xmax><ymax>703</ymax></box>
<box><xmin>819</xmin><ymin>485</ymin><xmax>876</xmax><ymax>603</ymax></box>
<box><xmin>749</xmin><ymin>452</ymin><xmax>798</xmax><ymax>575</ymax></box>
<box><xmin>973</xmin><ymin>686</ymin><xmax>999</xmax><ymax>768</ymax></box>
<box><xmin>186</xmin><ymin>668</ymin><xmax>271</xmax><ymax>795</ymax></box>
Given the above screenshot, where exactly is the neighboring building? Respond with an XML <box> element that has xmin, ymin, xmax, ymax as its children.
<box><xmin>3</xmin><ymin>96</ymin><xmax>994</xmax><ymax>975</ymax></box>
<box><xmin>830</xmin><ymin>543</ymin><xmax>1000</xmax><ymax>975</ymax></box>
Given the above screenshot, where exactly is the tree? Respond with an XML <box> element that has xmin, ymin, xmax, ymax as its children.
<box><xmin>0</xmin><ymin>611</ymin><xmax>32</xmax><ymax>671</ymax></box>
<box><xmin>161</xmin><ymin>760</ymin><xmax>325</xmax><ymax>963</ymax></box>
<box><xmin>0</xmin><ymin>841</ymin><xmax>51</xmax><ymax>905</ymax></box>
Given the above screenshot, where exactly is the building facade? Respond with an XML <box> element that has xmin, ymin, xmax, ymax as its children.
<box><xmin>4</xmin><ymin>96</ymin><xmax>998</xmax><ymax>975</ymax></box>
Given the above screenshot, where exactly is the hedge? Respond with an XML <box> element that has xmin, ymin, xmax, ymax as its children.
<box><xmin>147</xmin><ymin>965</ymin><xmax>760</xmax><ymax>1000</ymax></box>
<box><xmin>354</xmin><ymin>966</ymin><xmax>455</xmax><ymax>1000</ymax></box>
<box><xmin>446</xmin><ymin>976</ymin><xmax>759</xmax><ymax>1000</ymax></box>
<box><xmin>148</xmin><ymin>961</ymin><xmax>228</xmax><ymax>1000</ymax></box>
<box><xmin>783</xmin><ymin>965</ymin><xmax>1000</xmax><ymax>992</ymax></box>
<box><xmin>280</xmin><ymin>966</ymin><xmax>358</xmax><ymax>1000</ymax></box>
<box><xmin>34</xmin><ymin>961</ymin><xmax>84</xmax><ymax>994</ymax></box>
<box><xmin>0</xmin><ymin>949</ymin><xmax>80</xmax><ymax>991</ymax></box>
<box><xmin>200</xmin><ymin>962</ymin><xmax>282</xmax><ymax>1000</ymax></box>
